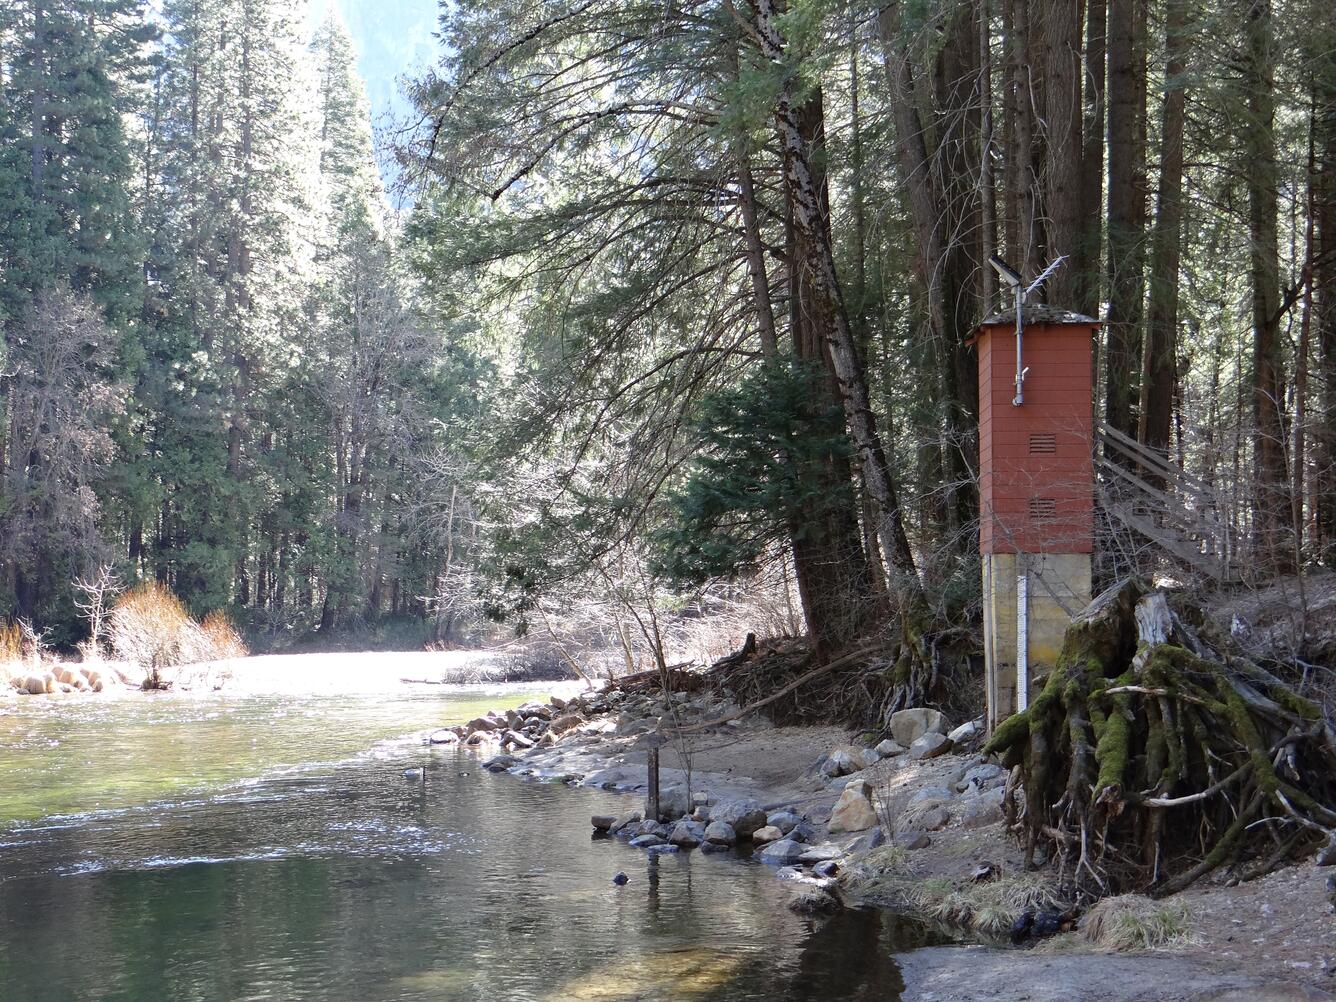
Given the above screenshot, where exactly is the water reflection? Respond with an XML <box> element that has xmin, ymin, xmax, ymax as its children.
<box><xmin>0</xmin><ymin>698</ymin><xmax>945</xmax><ymax>1001</ymax></box>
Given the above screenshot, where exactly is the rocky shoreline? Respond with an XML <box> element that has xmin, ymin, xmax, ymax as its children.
<box><xmin>430</xmin><ymin>678</ymin><xmax>1336</xmax><ymax>1002</ymax></box>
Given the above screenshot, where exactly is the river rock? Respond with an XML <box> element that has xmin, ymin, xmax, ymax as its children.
<box><xmin>948</xmin><ymin>718</ymin><xmax>983</xmax><ymax>746</ymax></box>
<box><xmin>646</xmin><ymin>843</ymin><xmax>680</xmax><ymax>855</ymax></box>
<box><xmin>668</xmin><ymin>821</ymin><xmax>705</xmax><ymax>848</ymax></box>
<box><xmin>908</xmin><ymin>786</ymin><xmax>954</xmax><ymax>808</ymax></box>
<box><xmin>812</xmin><ymin>859</ymin><xmax>840</xmax><ymax>878</ymax></box>
<box><xmin>549</xmin><ymin>695</ymin><xmax>567</xmax><ymax>711</ymax></box>
<box><xmin>828</xmin><ymin>786</ymin><xmax>878</xmax><ymax>834</ymax></box>
<box><xmin>820</xmin><ymin>746</ymin><xmax>869</xmax><ymax>778</ymax></box>
<box><xmin>798</xmin><ymin>843</ymin><xmax>843</xmax><ymax>864</ymax></box>
<box><xmin>703</xmin><ymin>821</ymin><xmax>737</xmax><ymax>846</ymax></box>
<box><xmin>766</xmin><ymin>811</ymin><xmax>801</xmax><ymax>835</ymax></box>
<box><xmin>893</xmin><ymin>831</ymin><xmax>931</xmax><ymax>850</ymax></box>
<box><xmin>756</xmin><ymin>839</ymin><xmax>807</xmax><ymax>865</ymax></box>
<box><xmin>591</xmin><ymin>815</ymin><xmax>617</xmax><ymax>832</ymax></box>
<box><xmin>875</xmin><ymin>739</ymin><xmax>907</xmax><ymax>758</ymax></box>
<box><xmin>900</xmin><ymin>804</ymin><xmax>949</xmax><ymax>832</ymax></box>
<box><xmin>636</xmin><ymin>819</ymin><xmax>669</xmax><ymax>837</ymax></box>
<box><xmin>608</xmin><ymin>811</ymin><xmax>642</xmax><ymax>835</ymax></box>
<box><xmin>961</xmin><ymin>788</ymin><xmax>1006</xmax><ymax>829</ymax></box>
<box><xmin>648</xmin><ymin>784</ymin><xmax>690</xmax><ymax>821</ymax></box>
<box><xmin>465</xmin><ymin>716</ymin><xmax>499</xmax><ymax>732</ymax></box>
<box><xmin>844</xmin><ymin>828</ymin><xmax>886</xmax><ymax>855</ymax></box>
<box><xmin>428</xmin><ymin>728</ymin><xmax>461</xmax><ymax>744</ymax></box>
<box><xmin>629</xmin><ymin>834</ymin><xmax>664</xmax><ymax>848</ymax></box>
<box><xmin>889</xmin><ymin>708</ymin><xmax>948</xmax><ymax>747</ymax></box>
<box><xmin>956</xmin><ymin>763</ymin><xmax>1005</xmax><ymax>792</ymax></box>
<box><xmin>708</xmin><ymin>800</ymin><xmax>766</xmax><ymax>839</ymax></box>
<box><xmin>908</xmin><ymin>732</ymin><xmax>953</xmax><ymax>760</ymax></box>
<box><xmin>22</xmin><ymin>674</ymin><xmax>49</xmax><ymax>695</ymax></box>
<box><xmin>751</xmin><ymin>825</ymin><xmax>783</xmax><ymax>845</ymax></box>
<box><xmin>482</xmin><ymin>754</ymin><xmax>517</xmax><ymax>772</ymax></box>
<box><xmin>549</xmin><ymin>712</ymin><xmax>584</xmax><ymax>735</ymax></box>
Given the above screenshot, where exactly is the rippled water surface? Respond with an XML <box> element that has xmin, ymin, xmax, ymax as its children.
<box><xmin>0</xmin><ymin>680</ymin><xmax>939</xmax><ymax>1000</ymax></box>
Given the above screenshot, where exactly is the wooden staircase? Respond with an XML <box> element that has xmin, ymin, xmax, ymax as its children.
<box><xmin>1093</xmin><ymin>424</ymin><xmax>1241</xmax><ymax>584</ymax></box>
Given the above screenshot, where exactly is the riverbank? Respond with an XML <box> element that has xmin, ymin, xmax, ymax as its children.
<box><xmin>449</xmin><ymin>679</ymin><xmax>1336</xmax><ymax>1002</ymax></box>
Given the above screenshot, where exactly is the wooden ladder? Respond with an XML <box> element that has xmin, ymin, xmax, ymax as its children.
<box><xmin>1093</xmin><ymin>424</ymin><xmax>1241</xmax><ymax>584</ymax></box>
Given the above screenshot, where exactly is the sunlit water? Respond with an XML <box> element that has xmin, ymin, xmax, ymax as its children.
<box><xmin>0</xmin><ymin>682</ymin><xmax>942</xmax><ymax>1001</ymax></box>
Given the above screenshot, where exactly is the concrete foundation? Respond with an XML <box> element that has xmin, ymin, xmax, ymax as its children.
<box><xmin>983</xmin><ymin>552</ymin><xmax>1092</xmax><ymax>730</ymax></box>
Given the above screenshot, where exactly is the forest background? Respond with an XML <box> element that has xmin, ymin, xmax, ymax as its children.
<box><xmin>1</xmin><ymin>0</ymin><xmax>1333</xmax><ymax>679</ymax></box>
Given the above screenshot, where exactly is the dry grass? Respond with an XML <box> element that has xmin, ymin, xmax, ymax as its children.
<box><xmin>909</xmin><ymin>872</ymin><xmax>1066</xmax><ymax>936</ymax></box>
<box><xmin>0</xmin><ymin>622</ymin><xmax>23</xmax><ymax>667</ymax></box>
<box><xmin>1081</xmin><ymin>895</ymin><xmax>1195</xmax><ymax>951</ymax></box>
<box><xmin>201</xmin><ymin>610</ymin><xmax>248</xmax><ymax>659</ymax></box>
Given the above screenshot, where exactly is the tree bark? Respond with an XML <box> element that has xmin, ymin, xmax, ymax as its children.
<box><xmin>1142</xmin><ymin>0</ymin><xmax>1190</xmax><ymax>460</ymax></box>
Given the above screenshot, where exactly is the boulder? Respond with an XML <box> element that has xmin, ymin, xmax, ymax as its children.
<box><xmin>502</xmin><ymin>730</ymin><xmax>535</xmax><ymax>749</ymax></box>
<box><xmin>668</xmin><ymin>821</ymin><xmax>705</xmax><ymax>848</ymax></box>
<box><xmin>948</xmin><ymin>718</ymin><xmax>983</xmax><ymax>746</ymax></box>
<box><xmin>908</xmin><ymin>732</ymin><xmax>953</xmax><ymax>760</ymax></box>
<box><xmin>819</xmin><ymin>746</ymin><xmax>869</xmax><ymax>778</ymax></box>
<box><xmin>874</xmin><ymin>739</ymin><xmax>907</xmax><ymax>758</ymax></box>
<box><xmin>708</xmin><ymin>800</ymin><xmax>767</xmax><ymax>839</ymax></box>
<box><xmin>549</xmin><ymin>712</ymin><xmax>584</xmax><ymax>735</ymax></box>
<box><xmin>549</xmin><ymin>695</ymin><xmax>568</xmax><ymax>711</ymax></box>
<box><xmin>482</xmin><ymin>754</ymin><xmax>517</xmax><ymax>772</ymax></box>
<box><xmin>756</xmin><ymin>838</ymin><xmax>807</xmax><ymax>865</ymax></box>
<box><xmin>629</xmin><ymin>834</ymin><xmax>664</xmax><ymax>848</ymax></box>
<box><xmin>889</xmin><ymin>708</ymin><xmax>948</xmax><ymax>747</ymax></box>
<box><xmin>21</xmin><ymin>675</ymin><xmax>48</xmax><ymax>695</ymax></box>
<box><xmin>798</xmin><ymin>843</ymin><xmax>843</xmax><ymax>864</ymax></box>
<box><xmin>844</xmin><ymin>777</ymin><xmax>874</xmax><ymax>799</ymax></box>
<box><xmin>828</xmin><ymin>786</ymin><xmax>878</xmax><ymax>834</ymax></box>
<box><xmin>636</xmin><ymin>819</ymin><xmax>669</xmax><ymax>837</ymax></box>
<box><xmin>956</xmin><ymin>762</ymin><xmax>1005</xmax><ymax>793</ymax></box>
<box><xmin>703</xmin><ymin>821</ymin><xmax>737</xmax><ymax>846</ymax></box>
<box><xmin>608</xmin><ymin>811</ymin><xmax>642</xmax><ymax>835</ymax></box>
<box><xmin>750</xmin><ymin>825</ymin><xmax>783</xmax><ymax>845</ymax></box>
<box><xmin>647</xmin><ymin>784</ymin><xmax>690</xmax><ymax>822</ymax></box>
<box><xmin>591</xmin><ymin>815</ymin><xmax>617</xmax><ymax>832</ymax></box>
<box><xmin>907</xmin><ymin>786</ymin><xmax>954</xmax><ymax>808</ymax></box>
<box><xmin>899</xmin><ymin>804</ymin><xmax>950</xmax><ymax>832</ymax></box>
<box><xmin>766</xmin><ymin>810</ymin><xmax>801</xmax><ymax>835</ymax></box>
<box><xmin>844</xmin><ymin>828</ymin><xmax>886</xmax><ymax>855</ymax></box>
<box><xmin>892</xmin><ymin>831</ymin><xmax>932</xmax><ymax>850</ymax></box>
<box><xmin>428</xmin><ymin>728</ymin><xmax>461</xmax><ymax>745</ymax></box>
<box><xmin>960</xmin><ymin>787</ymin><xmax>1006</xmax><ymax>829</ymax></box>
<box><xmin>465</xmin><ymin>716</ymin><xmax>499</xmax><ymax>732</ymax></box>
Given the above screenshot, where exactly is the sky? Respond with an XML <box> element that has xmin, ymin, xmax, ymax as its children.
<box><xmin>307</xmin><ymin>0</ymin><xmax>442</xmax><ymax>186</ymax></box>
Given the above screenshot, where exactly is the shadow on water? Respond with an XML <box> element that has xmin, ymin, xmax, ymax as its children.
<box><xmin>0</xmin><ymin>694</ymin><xmax>951</xmax><ymax>1001</ymax></box>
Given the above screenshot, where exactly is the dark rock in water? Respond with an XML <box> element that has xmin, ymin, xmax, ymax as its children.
<box><xmin>698</xmin><ymin>840</ymin><xmax>729</xmax><ymax>854</ymax></box>
<box><xmin>1010</xmin><ymin>910</ymin><xmax>1034</xmax><ymax>945</ymax></box>
<box><xmin>812</xmin><ymin>860</ymin><xmax>839</xmax><ymax>878</ymax></box>
<box><xmin>612</xmin><ymin>872</ymin><xmax>629</xmax><ymax>885</ymax></box>
<box><xmin>1032</xmin><ymin>911</ymin><xmax>1063</xmax><ymax>938</ymax></box>
<box><xmin>646</xmin><ymin>844</ymin><xmax>680</xmax><ymax>855</ymax></box>
<box><xmin>628</xmin><ymin>834</ymin><xmax>665</xmax><ymax>849</ymax></box>
<box><xmin>482</xmin><ymin>755</ymin><xmax>517</xmax><ymax>772</ymax></box>
<box><xmin>591</xmin><ymin>815</ymin><xmax>617</xmax><ymax>832</ymax></box>
<box><xmin>402</xmin><ymin>768</ymin><xmax>424</xmax><ymax>780</ymax></box>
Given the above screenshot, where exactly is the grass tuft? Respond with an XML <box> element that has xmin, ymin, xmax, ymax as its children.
<box><xmin>909</xmin><ymin>872</ymin><xmax>1065</xmax><ymax>936</ymax></box>
<box><xmin>1081</xmin><ymin>895</ymin><xmax>1195</xmax><ymax>951</ymax></box>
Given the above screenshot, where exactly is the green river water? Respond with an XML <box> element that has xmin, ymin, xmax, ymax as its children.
<box><xmin>0</xmin><ymin>682</ymin><xmax>940</xmax><ymax>1001</ymax></box>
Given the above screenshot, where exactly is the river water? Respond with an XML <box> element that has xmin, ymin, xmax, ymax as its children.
<box><xmin>0</xmin><ymin>684</ymin><xmax>942</xmax><ymax>1001</ymax></box>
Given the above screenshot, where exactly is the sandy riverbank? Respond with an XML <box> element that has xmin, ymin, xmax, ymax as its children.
<box><xmin>451</xmin><ymin>683</ymin><xmax>1336</xmax><ymax>1002</ymax></box>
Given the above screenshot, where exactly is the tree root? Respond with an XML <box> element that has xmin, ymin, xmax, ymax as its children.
<box><xmin>985</xmin><ymin>578</ymin><xmax>1336</xmax><ymax>897</ymax></box>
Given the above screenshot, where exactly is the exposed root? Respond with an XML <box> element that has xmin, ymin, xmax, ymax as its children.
<box><xmin>986</xmin><ymin>578</ymin><xmax>1336</xmax><ymax>897</ymax></box>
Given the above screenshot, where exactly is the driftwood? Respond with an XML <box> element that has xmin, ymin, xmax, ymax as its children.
<box><xmin>986</xmin><ymin>577</ymin><xmax>1336</xmax><ymax>896</ymax></box>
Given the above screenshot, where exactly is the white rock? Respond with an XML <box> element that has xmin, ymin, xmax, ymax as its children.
<box><xmin>828</xmin><ymin>787</ymin><xmax>878</xmax><ymax>833</ymax></box>
<box><xmin>751</xmin><ymin>825</ymin><xmax>783</xmax><ymax>845</ymax></box>
<box><xmin>874</xmin><ymin>739</ymin><xmax>907</xmax><ymax>758</ymax></box>
<box><xmin>908</xmin><ymin>732</ymin><xmax>953</xmax><ymax>760</ymax></box>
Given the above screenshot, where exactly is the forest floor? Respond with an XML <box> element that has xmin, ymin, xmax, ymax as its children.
<box><xmin>474</xmin><ymin>689</ymin><xmax>1336</xmax><ymax>1002</ymax></box>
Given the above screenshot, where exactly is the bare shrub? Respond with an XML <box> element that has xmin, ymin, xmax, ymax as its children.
<box><xmin>200</xmin><ymin>610</ymin><xmax>248</xmax><ymax>659</ymax></box>
<box><xmin>73</xmin><ymin>564</ymin><xmax>123</xmax><ymax>661</ymax></box>
<box><xmin>109</xmin><ymin>583</ymin><xmax>192</xmax><ymax>687</ymax></box>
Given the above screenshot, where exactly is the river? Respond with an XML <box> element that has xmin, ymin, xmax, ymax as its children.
<box><xmin>0</xmin><ymin>667</ymin><xmax>943</xmax><ymax>1000</ymax></box>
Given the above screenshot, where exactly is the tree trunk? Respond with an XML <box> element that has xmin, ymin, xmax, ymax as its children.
<box><xmin>1105</xmin><ymin>0</ymin><xmax>1146</xmax><ymax>444</ymax></box>
<box><xmin>1039</xmin><ymin>0</ymin><xmax>1085</xmax><ymax>306</ymax></box>
<box><xmin>1245</xmin><ymin>0</ymin><xmax>1291</xmax><ymax>573</ymax></box>
<box><xmin>749</xmin><ymin>0</ymin><xmax>920</xmax><ymax>598</ymax></box>
<box><xmin>1141</xmin><ymin>0</ymin><xmax>1190</xmax><ymax>460</ymax></box>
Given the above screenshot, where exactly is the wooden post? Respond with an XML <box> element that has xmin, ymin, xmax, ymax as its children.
<box><xmin>647</xmin><ymin>747</ymin><xmax>661</xmax><ymax>822</ymax></box>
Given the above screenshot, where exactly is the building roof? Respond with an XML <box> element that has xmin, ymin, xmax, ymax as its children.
<box><xmin>979</xmin><ymin>304</ymin><xmax>1099</xmax><ymax>327</ymax></box>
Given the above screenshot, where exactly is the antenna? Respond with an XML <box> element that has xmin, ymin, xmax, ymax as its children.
<box><xmin>1024</xmin><ymin>254</ymin><xmax>1067</xmax><ymax>300</ymax></box>
<box><xmin>989</xmin><ymin>254</ymin><xmax>1022</xmax><ymax>290</ymax></box>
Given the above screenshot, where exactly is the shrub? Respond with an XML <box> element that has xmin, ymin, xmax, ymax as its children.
<box><xmin>200</xmin><ymin>610</ymin><xmax>248</xmax><ymax>659</ymax></box>
<box><xmin>109</xmin><ymin>583</ymin><xmax>193</xmax><ymax>687</ymax></box>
